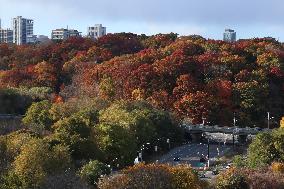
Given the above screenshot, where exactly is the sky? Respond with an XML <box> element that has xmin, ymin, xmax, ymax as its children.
<box><xmin>0</xmin><ymin>0</ymin><xmax>283</xmax><ymax>41</ymax></box>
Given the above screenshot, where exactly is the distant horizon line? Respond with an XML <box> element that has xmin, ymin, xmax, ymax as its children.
<box><xmin>0</xmin><ymin>16</ymin><xmax>282</xmax><ymax>42</ymax></box>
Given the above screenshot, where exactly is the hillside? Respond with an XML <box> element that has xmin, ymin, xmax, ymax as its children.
<box><xmin>0</xmin><ymin>33</ymin><xmax>283</xmax><ymax>127</ymax></box>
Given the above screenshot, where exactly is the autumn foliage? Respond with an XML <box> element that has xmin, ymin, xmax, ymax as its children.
<box><xmin>0</xmin><ymin>33</ymin><xmax>284</xmax><ymax>188</ymax></box>
<box><xmin>216</xmin><ymin>167</ymin><xmax>284</xmax><ymax>189</ymax></box>
<box><xmin>0</xmin><ymin>34</ymin><xmax>283</xmax><ymax>127</ymax></box>
<box><xmin>98</xmin><ymin>163</ymin><xmax>206</xmax><ymax>189</ymax></box>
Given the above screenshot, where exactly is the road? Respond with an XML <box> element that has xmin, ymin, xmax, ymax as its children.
<box><xmin>158</xmin><ymin>143</ymin><xmax>231</xmax><ymax>167</ymax></box>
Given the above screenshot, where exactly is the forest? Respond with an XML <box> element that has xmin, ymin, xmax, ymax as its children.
<box><xmin>0</xmin><ymin>33</ymin><xmax>283</xmax><ymax>127</ymax></box>
<box><xmin>0</xmin><ymin>33</ymin><xmax>283</xmax><ymax>188</ymax></box>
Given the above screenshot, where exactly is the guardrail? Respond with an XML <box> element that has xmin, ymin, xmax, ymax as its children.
<box><xmin>183</xmin><ymin>124</ymin><xmax>271</xmax><ymax>135</ymax></box>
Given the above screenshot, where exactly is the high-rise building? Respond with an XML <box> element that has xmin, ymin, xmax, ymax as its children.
<box><xmin>223</xmin><ymin>29</ymin><xmax>236</xmax><ymax>43</ymax></box>
<box><xmin>12</xmin><ymin>16</ymin><xmax>34</xmax><ymax>45</ymax></box>
<box><xmin>0</xmin><ymin>28</ymin><xmax>13</xmax><ymax>44</ymax></box>
<box><xmin>51</xmin><ymin>28</ymin><xmax>81</xmax><ymax>40</ymax></box>
<box><xmin>27</xmin><ymin>35</ymin><xmax>38</xmax><ymax>44</ymax></box>
<box><xmin>87</xmin><ymin>24</ymin><xmax>106</xmax><ymax>39</ymax></box>
<box><xmin>0</xmin><ymin>18</ymin><xmax>13</xmax><ymax>44</ymax></box>
<box><xmin>68</xmin><ymin>29</ymin><xmax>82</xmax><ymax>38</ymax></box>
<box><xmin>51</xmin><ymin>28</ymin><xmax>69</xmax><ymax>40</ymax></box>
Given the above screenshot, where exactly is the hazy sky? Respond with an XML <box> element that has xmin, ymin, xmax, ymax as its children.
<box><xmin>0</xmin><ymin>0</ymin><xmax>283</xmax><ymax>41</ymax></box>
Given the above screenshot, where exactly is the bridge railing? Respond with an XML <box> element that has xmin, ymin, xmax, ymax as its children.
<box><xmin>0</xmin><ymin>114</ymin><xmax>24</xmax><ymax>119</ymax></box>
<box><xmin>183</xmin><ymin>124</ymin><xmax>271</xmax><ymax>135</ymax></box>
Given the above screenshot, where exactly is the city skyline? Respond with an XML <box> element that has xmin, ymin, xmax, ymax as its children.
<box><xmin>0</xmin><ymin>0</ymin><xmax>284</xmax><ymax>41</ymax></box>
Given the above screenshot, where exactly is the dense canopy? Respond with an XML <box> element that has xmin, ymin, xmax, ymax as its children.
<box><xmin>0</xmin><ymin>33</ymin><xmax>284</xmax><ymax>188</ymax></box>
<box><xmin>0</xmin><ymin>33</ymin><xmax>283</xmax><ymax>127</ymax></box>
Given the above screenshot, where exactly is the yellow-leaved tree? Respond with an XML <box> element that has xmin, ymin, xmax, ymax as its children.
<box><xmin>280</xmin><ymin>116</ymin><xmax>284</xmax><ymax>128</ymax></box>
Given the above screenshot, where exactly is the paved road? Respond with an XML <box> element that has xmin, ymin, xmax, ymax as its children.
<box><xmin>158</xmin><ymin>143</ymin><xmax>231</xmax><ymax>167</ymax></box>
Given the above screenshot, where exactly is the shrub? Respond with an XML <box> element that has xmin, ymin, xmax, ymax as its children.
<box><xmin>98</xmin><ymin>163</ymin><xmax>205</xmax><ymax>189</ymax></box>
<box><xmin>215</xmin><ymin>167</ymin><xmax>249</xmax><ymax>189</ymax></box>
<box><xmin>122</xmin><ymin>163</ymin><xmax>173</xmax><ymax>189</ymax></box>
<box><xmin>271</xmin><ymin>162</ymin><xmax>284</xmax><ymax>173</ymax></box>
<box><xmin>244</xmin><ymin>168</ymin><xmax>284</xmax><ymax>189</ymax></box>
<box><xmin>97</xmin><ymin>174</ymin><xmax>130</xmax><ymax>189</ymax></box>
<box><xmin>214</xmin><ymin>167</ymin><xmax>284</xmax><ymax>189</ymax></box>
<box><xmin>170</xmin><ymin>165</ymin><xmax>204</xmax><ymax>189</ymax></box>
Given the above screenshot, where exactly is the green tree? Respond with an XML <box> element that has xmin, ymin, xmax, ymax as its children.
<box><xmin>233</xmin><ymin>155</ymin><xmax>247</xmax><ymax>168</ymax></box>
<box><xmin>233</xmin><ymin>81</ymin><xmax>269</xmax><ymax>126</ymax></box>
<box><xmin>6</xmin><ymin>138</ymin><xmax>71</xmax><ymax>188</ymax></box>
<box><xmin>247</xmin><ymin>129</ymin><xmax>284</xmax><ymax>168</ymax></box>
<box><xmin>14</xmin><ymin>87</ymin><xmax>53</xmax><ymax>101</ymax></box>
<box><xmin>22</xmin><ymin>100</ymin><xmax>53</xmax><ymax>131</ymax></box>
<box><xmin>99</xmin><ymin>101</ymin><xmax>156</xmax><ymax>146</ymax></box>
<box><xmin>95</xmin><ymin>123</ymin><xmax>137</xmax><ymax>167</ymax></box>
<box><xmin>79</xmin><ymin>160</ymin><xmax>111</xmax><ymax>186</ymax></box>
<box><xmin>52</xmin><ymin>113</ymin><xmax>100</xmax><ymax>160</ymax></box>
<box><xmin>99</xmin><ymin>100</ymin><xmax>182</xmax><ymax>148</ymax></box>
<box><xmin>0</xmin><ymin>132</ymin><xmax>33</xmax><ymax>175</ymax></box>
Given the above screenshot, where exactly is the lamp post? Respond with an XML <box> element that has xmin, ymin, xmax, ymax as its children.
<box><xmin>202</xmin><ymin>117</ymin><xmax>206</xmax><ymax>126</ymax></box>
<box><xmin>233</xmin><ymin>114</ymin><xmax>237</xmax><ymax>146</ymax></box>
<box><xmin>167</xmin><ymin>138</ymin><xmax>170</xmax><ymax>150</ymax></box>
<box><xmin>155</xmin><ymin>138</ymin><xmax>161</xmax><ymax>153</ymax></box>
<box><xmin>111</xmin><ymin>158</ymin><xmax>119</xmax><ymax>170</ymax></box>
<box><xmin>202</xmin><ymin>133</ymin><xmax>210</xmax><ymax>168</ymax></box>
<box><xmin>139</xmin><ymin>142</ymin><xmax>152</xmax><ymax>162</ymax></box>
<box><xmin>207</xmin><ymin>138</ymin><xmax>210</xmax><ymax>168</ymax></box>
<box><xmin>267</xmin><ymin>112</ymin><xmax>270</xmax><ymax>129</ymax></box>
<box><xmin>140</xmin><ymin>144</ymin><xmax>144</xmax><ymax>162</ymax></box>
<box><xmin>267</xmin><ymin>112</ymin><xmax>274</xmax><ymax>129</ymax></box>
<box><xmin>217</xmin><ymin>147</ymin><xmax>220</xmax><ymax>157</ymax></box>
